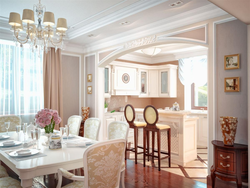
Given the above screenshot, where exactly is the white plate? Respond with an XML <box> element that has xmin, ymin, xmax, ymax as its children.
<box><xmin>0</xmin><ymin>135</ymin><xmax>10</xmax><ymax>140</ymax></box>
<box><xmin>63</xmin><ymin>135</ymin><xmax>75</xmax><ymax>139</ymax></box>
<box><xmin>9</xmin><ymin>149</ymin><xmax>39</xmax><ymax>157</ymax></box>
<box><xmin>0</xmin><ymin>141</ymin><xmax>22</xmax><ymax>147</ymax></box>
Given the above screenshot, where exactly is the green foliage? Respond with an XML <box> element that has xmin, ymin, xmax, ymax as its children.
<box><xmin>104</xmin><ymin>101</ymin><xmax>108</xmax><ymax>108</ymax></box>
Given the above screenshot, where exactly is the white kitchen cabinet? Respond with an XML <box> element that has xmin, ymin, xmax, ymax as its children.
<box><xmin>148</xmin><ymin>70</ymin><xmax>159</xmax><ymax>97</ymax></box>
<box><xmin>104</xmin><ymin>66</ymin><xmax>111</xmax><ymax>98</ymax></box>
<box><xmin>159</xmin><ymin>66</ymin><xmax>177</xmax><ymax>97</ymax></box>
<box><xmin>139</xmin><ymin>69</ymin><xmax>148</xmax><ymax>97</ymax></box>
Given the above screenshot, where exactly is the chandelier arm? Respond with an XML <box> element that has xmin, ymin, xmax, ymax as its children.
<box><xmin>14</xmin><ymin>30</ymin><xmax>28</xmax><ymax>44</ymax></box>
<box><xmin>49</xmin><ymin>35</ymin><xmax>63</xmax><ymax>46</ymax></box>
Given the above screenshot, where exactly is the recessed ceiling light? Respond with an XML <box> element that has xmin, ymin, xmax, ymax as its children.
<box><xmin>120</xmin><ymin>21</ymin><xmax>130</xmax><ymax>25</ymax></box>
<box><xmin>169</xmin><ymin>1</ymin><xmax>183</xmax><ymax>7</ymax></box>
<box><xmin>88</xmin><ymin>34</ymin><xmax>95</xmax><ymax>37</ymax></box>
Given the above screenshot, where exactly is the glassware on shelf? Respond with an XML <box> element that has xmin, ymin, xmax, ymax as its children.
<box><xmin>5</xmin><ymin>122</ymin><xmax>10</xmax><ymax>135</ymax></box>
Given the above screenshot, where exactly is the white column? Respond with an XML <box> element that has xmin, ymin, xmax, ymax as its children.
<box><xmin>247</xmin><ymin>24</ymin><xmax>250</xmax><ymax>184</ymax></box>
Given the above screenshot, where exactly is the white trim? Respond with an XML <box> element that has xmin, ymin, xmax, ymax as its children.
<box><xmin>247</xmin><ymin>24</ymin><xmax>250</xmax><ymax>184</ymax></box>
<box><xmin>95</xmin><ymin>52</ymin><xmax>98</xmax><ymax>117</ymax></box>
<box><xmin>61</xmin><ymin>53</ymin><xmax>82</xmax><ymax>116</ymax></box>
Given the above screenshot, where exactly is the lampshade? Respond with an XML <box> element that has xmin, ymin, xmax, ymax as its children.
<box><xmin>43</xmin><ymin>12</ymin><xmax>55</xmax><ymax>26</ymax></box>
<box><xmin>141</xmin><ymin>47</ymin><xmax>161</xmax><ymax>56</ymax></box>
<box><xmin>9</xmin><ymin>12</ymin><xmax>21</xmax><ymax>26</ymax></box>
<box><xmin>56</xmin><ymin>18</ymin><xmax>67</xmax><ymax>31</ymax></box>
<box><xmin>22</xmin><ymin>9</ymin><xmax>35</xmax><ymax>23</ymax></box>
<box><xmin>12</xmin><ymin>20</ymin><xmax>23</xmax><ymax>31</ymax></box>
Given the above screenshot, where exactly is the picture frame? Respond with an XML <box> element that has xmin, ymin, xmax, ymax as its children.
<box><xmin>87</xmin><ymin>86</ymin><xmax>92</xmax><ymax>94</ymax></box>
<box><xmin>87</xmin><ymin>74</ymin><xmax>92</xmax><ymax>82</ymax></box>
<box><xmin>224</xmin><ymin>77</ymin><xmax>240</xmax><ymax>92</ymax></box>
<box><xmin>224</xmin><ymin>54</ymin><xmax>240</xmax><ymax>70</ymax></box>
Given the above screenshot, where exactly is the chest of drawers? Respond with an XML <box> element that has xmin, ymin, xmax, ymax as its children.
<box><xmin>210</xmin><ymin>140</ymin><xmax>248</xmax><ymax>188</ymax></box>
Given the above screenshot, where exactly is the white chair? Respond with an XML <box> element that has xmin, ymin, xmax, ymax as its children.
<box><xmin>56</xmin><ymin>139</ymin><xmax>126</xmax><ymax>188</ymax></box>
<box><xmin>67</xmin><ymin>115</ymin><xmax>82</xmax><ymax>136</ymax></box>
<box><xmin>0</xmin><ymin>115</ymin><xmax>21</xmax><ymax>132</ymax></box>
<box><xmin>0</xmin><ymin>165</ymin><xmax>22</xmax><ymax>188</ymax></box>
<box><xmin>84</xmin><ymin>118</ymin><xmax>100</xmax><ymax>141</ymax></box>
<box><xmin>108</xmin><ymin>121</ymin><xmax>129</xmax><ymax>188</ymax></box>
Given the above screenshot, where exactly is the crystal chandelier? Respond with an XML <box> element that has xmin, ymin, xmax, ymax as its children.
<box><xmin>8</xmin><ymin>0</ymin><xmax>68</xmax><ymax>53</ymax></box>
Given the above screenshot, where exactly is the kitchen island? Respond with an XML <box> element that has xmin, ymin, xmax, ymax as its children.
<box><xmin>134</xmin><ymin>108</ymin><xmax>198</xmax><ymax>166</ymax></box>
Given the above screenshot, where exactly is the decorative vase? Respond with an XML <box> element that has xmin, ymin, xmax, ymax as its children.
<box><xmin>43</xmin><ymin>133</ymin><xmax>51</xmax><ymax>146</ymax></box>
<box><xmin>104</xmin><ymin>108</ymin><xmax>108</xmax><ymax>113</ymax></box>
<box><xmin>219</xmin><ymin>116</ymin><xmax>238</xmax><ymax>146</ymax></box>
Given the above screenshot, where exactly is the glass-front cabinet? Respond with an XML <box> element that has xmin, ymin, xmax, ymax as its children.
<box><xmin>159</xmin><ymin>68</ymin><xmax>177</xmax><ymax>97</ymax></box>
<box><xmin>161</xmin><ymin>71</ymin><xmax>168</xmax><ymax>95</ymax></box>
<box><xmin>104</xmin><ymin>66</ymin><xmax>111</xmax><ymax>98</ymax></box>
<box><xmin>139</xmin><ymin>70</ymin><xmax>148</xmax><ymax>97</ymax></box>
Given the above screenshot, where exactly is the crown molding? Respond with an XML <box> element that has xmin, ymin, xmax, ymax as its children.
<box><xmin>82</xmin><ymin>4</ymin><xmax>228</xmax><ymax>53</ymax></box>
<box><xmin>67</xmin><ymin>0</ymin><xmax>168</xmax><ymax>40</ymax></box>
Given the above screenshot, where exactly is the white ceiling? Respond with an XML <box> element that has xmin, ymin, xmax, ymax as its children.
<box><xmin>0</xmin><ymin>0</ymin><xmax>216</xmax><ymax>49</ymax></box>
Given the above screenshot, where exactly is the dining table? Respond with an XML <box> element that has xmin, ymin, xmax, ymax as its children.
<box><xmin>0</xmin><ymin>131</ymin><xmax>95</xmax><ymax>188</ymax></box>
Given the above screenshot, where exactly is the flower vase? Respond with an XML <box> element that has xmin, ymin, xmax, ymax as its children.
<box><xmin>43</xmin><ymin>133</ymin><xmax>51</xmax><ymax>146</ymax></box>
<box><xmin>219</xmin><ymin>116</ymin><xmax>238</xmax><ymax>146</ymax></box>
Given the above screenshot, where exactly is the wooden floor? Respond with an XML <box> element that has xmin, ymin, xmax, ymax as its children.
<box><xmin>124</xmin><ymin>160</ymin><xmax>206</xmax><ymax>188</ymax></box>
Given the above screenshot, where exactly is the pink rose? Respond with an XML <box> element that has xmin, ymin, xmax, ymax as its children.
<box><xmin>35</xmin><ymin>114</ymin><xmax>39</xmax><ymax>118</ymax></box>
<box><xmin>46</xmin><ymin>113</ymin><xmax>52</xmax><ymax>119</ymax></box>
<box><xmin>45</xmin><ymin>119</ymin><xmax>51</xmax><ymax>125</ymax></box>
<box><xmin>40</xmin><ymin>123</ymin><xmax>45</xmax><ymax>128</ymax></box>
<box><xmin>58</xmin><ymin>117</ymin><xmax>61</xmax><ymax>123</ymax></box>
<box><xmin>54</xmin><ymin>116</ymin><xmax>58</xmax><ymax>121</ymax></box>
<box><xmin>38</xmin><ymin>117</ymin><xmax>44</xmax><ymax>124</ymax></box>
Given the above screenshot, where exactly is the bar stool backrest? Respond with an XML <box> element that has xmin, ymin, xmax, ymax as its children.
<box><xmin>143</xmin><ymin>105</ymin><xmax>158</xmax><ymax>126</ymax></box>
<box><xmin>124</xmin><ymin>104</ymin><xmax>135</xmax><ymax>124</ymax></box>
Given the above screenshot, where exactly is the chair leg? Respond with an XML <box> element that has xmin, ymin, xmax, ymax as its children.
<box><xmin>143</xmin><ymin>128</ymin><xmax>146</xmax><ymax>167</ymax></box>
<box><xmin>152</xmin><ymin>131</ymin><xmax>155</xmax><ymax>164</ymax></box>
<box><xmin>146</xmin><ymin>130</ymin><xmax>149</xmax><ymax>161</ymax></box>
<box><xmin>167</xmin><ymin>129</ymin><xmax>171</xmax><ymax>167</ymax></box>
<box><xmin>134</xmin><ymin>128</ymin><xmax>138</xmax><ymax>164</ymax></box>
<box><xmin>125</xmin><ymin>142</ymin><xmax>127</xmax><ymax>160</ymax></box>
<box><xmin>157</xmin><ymin>131</ymin><xmax>161</xmax><ymax>171</ymax></box>
<box><xmin>120</xmin><ymin>170</ymin><xmax>125</xmax><ymax>188</ymax></box>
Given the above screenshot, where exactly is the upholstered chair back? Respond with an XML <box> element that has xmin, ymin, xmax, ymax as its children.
<box><xmin>84</xmin><ymin>139</ymin><xmax>125</xmax><ymax>188</ymax></box>
<box><xmin>108</xmin><ymin>121</ymin><xmax>129</xmax><ymax>140</ymax></box>
<box><xmin>124</xmin><ymin>104</ymin><xmax>135</xmax><ymax>123</ymax></box>
<box><xmin>84</xmin><ymin>118</ymin><xmax>100</xmax><ymax>140</ymax></box>
<box><xmin>67</xmin><ymin>115</ymin><xmax>82</xmax><ymax>136</ymax></box>
<box><xmin>143</xmin><ymin>105</ymin><xmax>158</xmax><ymax>125</ymax></box>
<box><xmin>0</xmin><ymin>115</ymin><xmax>21</xmax><ymax>132</ymax></box>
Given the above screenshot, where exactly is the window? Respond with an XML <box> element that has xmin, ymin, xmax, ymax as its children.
<box><xmin>0</xmin><ymin>40</ymin><xmax>44</xmax><ymax>115</ymax></box>
<box><xmin>191</xmin><ymin>83</ymin><xmax>207</xmax><ymax>110</ymax></box>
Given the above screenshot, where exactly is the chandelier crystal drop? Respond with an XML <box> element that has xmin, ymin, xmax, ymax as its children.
<box><xmin>8</xmin><ymin>0</ymin><xmax>67</xmax><ymax>53</ymax></box>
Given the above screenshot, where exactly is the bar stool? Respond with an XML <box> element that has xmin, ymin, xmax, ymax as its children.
<box><xmin>124</xmin><ymin>104</ymin><xmax>146</xmax><ymax>164</ymax></box>
<box><xmin>143</xmin><ymin>105</ymin><xmax>171</xmax><ymax>171</ymax></box>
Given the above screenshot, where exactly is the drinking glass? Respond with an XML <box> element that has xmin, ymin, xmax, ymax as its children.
<box><xmin>23</xmin><ymin>123</ymin><xmax>27</xmax><ymax>141</ymax></box>
<box><xmin>65</xmin><ymin>125</ymin><xmax>70</xmax><ymax>143</ymax></box>
<box><xmin>60</xmin><ymin>127</ymin><xmax>65</xmax><ymax>144</ymax></box>
<box><xmin>35</xmin><ymin>128</ymin><xmax>41</xmax><ymax>150</ymax></box>
<box><xmin>5</xmin><ymin>122</ymin><xmax>10</xmax><ymax>135</ymax></box>
<box><xmin>16</xmin><ymin>125</ymin><xmax>21</xmax><ymax>141</ymax></box>
<box><xmin>31</xmin><ymin>130</ymin><xmax>35</xmax><ymax>148</ymax></box>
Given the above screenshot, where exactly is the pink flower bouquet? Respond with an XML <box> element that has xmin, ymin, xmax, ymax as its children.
<box><xmin>35</xmin><ymin>108</ymin><xmax>61</xmax><ymax>134</ymax></box>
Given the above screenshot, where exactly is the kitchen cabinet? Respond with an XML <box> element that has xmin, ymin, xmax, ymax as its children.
<box><xmin>148</xmin><ymin>70</ymin><xmax>158</xmax><ymax>97</ymax></box>
<box><xmin>159</xmin><ymin>67</ymin><xmax>177</xmax><ymax>97</ymax></box>
<box><xmin>139</xmin><ymin>70</ymin><xmax>148</xmax><ymax>97</ymax></box>
<box><xmin>104</xmin><ymin>66</ymin><xmax>111</xmax><ymax>98</ymax></box>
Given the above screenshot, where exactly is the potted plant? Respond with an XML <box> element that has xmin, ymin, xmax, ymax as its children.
<box><xmin>104</xmin><ymin>101</ymin><xmax>108</xmax><ymax>113</ymax></box>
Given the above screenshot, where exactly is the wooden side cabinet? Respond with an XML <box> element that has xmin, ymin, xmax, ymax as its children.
<box><xmin>210</xmin><ymin>140</ymin><xmax>248</xmax><ymax>188</ymax></box>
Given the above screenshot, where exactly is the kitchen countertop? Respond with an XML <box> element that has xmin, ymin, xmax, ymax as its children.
<box><xmin>134</xmin><ymin>108</ymin><xmax>192</xmax><ymax>116</ymax></box>
<box><xmin>105</xmin><ymin>111</ymin><xmax>124</xmax><ymax>116</ymax></box>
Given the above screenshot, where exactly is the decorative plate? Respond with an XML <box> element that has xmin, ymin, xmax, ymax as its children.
<box><xmin>122</xmin><ymin>73</ymin><xmax>130</xmax><ymax>84</ymax></box>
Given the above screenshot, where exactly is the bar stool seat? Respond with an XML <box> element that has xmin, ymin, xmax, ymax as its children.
<box><xmin>124</xmin><ymin>104</ymin><xmax>146</xmax><ymax>164</ymax></box>
<box><xmin>155</xmin><ymin>124</ymin><xmax>170</xmax><ymax>130</ymax></box>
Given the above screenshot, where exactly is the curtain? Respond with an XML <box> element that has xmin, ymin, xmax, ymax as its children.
<box><xmin>0</xmin><ymin>40</ymin><xmax>44</xmax><ymax>122</ymax></box>
<box><xmin>178</xmin><ymin>55</ymin><xmax>207</xmax><ymax>86</ymax></box>
<box><xmin>43</xmin><ymin>48</ymin><xmax>63</xmax><ymax>129</ymax></box>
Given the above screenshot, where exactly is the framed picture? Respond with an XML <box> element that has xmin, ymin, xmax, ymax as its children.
<box><xmin>224</xmin><ymin>54</ymin><xmax>240</xmax><ymax>70</ymax></box>
<box><xmin>87</xmin><ymin>74</ymin><xmax>92</xmax><ymax>82</ymax></box>
<box><xmin>87</xmin><ymin>86</ymin><xmax>92</xmax><ymax>94</ymax></box>
<box><xmin>224</xmin><ymin>77</ymin><xmax>240</xmax><ymax>92</ymax></box>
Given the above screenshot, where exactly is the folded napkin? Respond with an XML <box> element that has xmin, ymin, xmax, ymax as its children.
<box><xmin>16</xmin><ymin>149</ymin><xmax>32</xmax><ymax>156</ymax></box>
<box><xmin>0</xmin><ymin>135</ymin><xmax>9</xmax><ymax>139</ymax></box>
<box><xmin>23</xmin><ymin>139</ymin><xmax>34</xmax><ymax>148</ymax></box>
<box><xmin>67</xmin><ymin>140</ymin><xmax>92</xmax><ymax>147</ymax></box>
<box><xmin>3</xmin><ymin>140</ymin><xmax>15</xmax><ymax>146</ymax></box>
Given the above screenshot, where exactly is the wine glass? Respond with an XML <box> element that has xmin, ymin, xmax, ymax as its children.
<box><xmin>35</xmin><ymin>128</ymin><xmax>41</xmax><ymax>150</ymax></box>
<box><xmin>5</xmin><ymin>122</ymin><xmax>10</xmax><ymax>135</ymax></box>
<box><xmin>23</xmin><ymin>123</ymin><xmax>27</xmax><ymax>141</ymax></box>
<box><xmin>31</xmin><ymin>130</ymin><xmax>35</xmax><ymax>148</ymax></box>
<box><xmin>16</xmin><ymin>125</ymin><xmax>21</xmax><ymax>141</ymax></box>
<box><xmin>65</xmin><ymin>125</ymin><xmax>70</xmax><ymax>144</ymax></box>
<box><xmin>60</xmin><ymin>127</ymin><xmax>65</xmax><ymax>144</ymax></box>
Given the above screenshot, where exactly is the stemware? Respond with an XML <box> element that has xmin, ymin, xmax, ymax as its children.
<box><xmin>5</xmin><ymin>122</ymin><xmax>10</xmax><ymax>135</ymax></box>
<box><xmin>23</xmin><ymin>123</ymin><xmax>27</xmax><ymax>141</ymax></box>
<box><xmin>30</xmin><ymin>130</ymin><xmax>36</xmax><ymax>148</ymax></box>
<box><xmin>16</xmin><ymin>125</ymin><xmax>21</xmax><ymax>140</ymax></box>
<box><xmin>35</xmin><ymin>128</ymin><xmax>41</xmax><ymax>150</ymax></box>
<box><xmin>65</xmin><ymin>125</ymin><xmax>70</xmax><ymax>143</ymax></box>
<box><xmin>60</xmin><ymin>127</ymin><xmax>65</xmax><ymax>144</ymax></box>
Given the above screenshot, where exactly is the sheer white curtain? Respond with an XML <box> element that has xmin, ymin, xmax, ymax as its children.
<box><xmin>0</xmin><ymin>40</ymin><xmax>44</xmax><ymax>122</ymax></box>
<box><xmin>178</xmin><ymin>55</ymin><xmax>207</xmax><ymax>110</ymax></box>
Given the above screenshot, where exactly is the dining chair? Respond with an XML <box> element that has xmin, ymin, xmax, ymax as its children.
<box><xmin>56</xmin><ymin>139</ymin><xmax>126</xmax><ymax>188</ymax></box>
<box><xmin>84</xmin><ymin>118</ymin><xmax>100</xmax><ymax>141</ymax></box>
<box><xmin>124</xmin><ymin>104</ymin><xmax>146</xmax><ymax>164</ymax></box>
<box><xmin>143</xmin><ymin>105</ymin><xmax>171</xmax><ymax>171</ymax></box>
<box><xmin>67</xmin><ymin>115</ymin><xmax>82</xmax><ymax>136</ymax></box>
<box><xmin>0</xmin><ymin>115</ymin><xmax>21</xmax><ymax>132</ymax></box>
<box><xmin>0</xmin><ymin>165</ymin><xmax>22</xmax><ymax>188</ymax></box>
<box><xmin>108</xmin><ymin>121</ymin><xmax>129</xmax><ymax>188</ymax></box>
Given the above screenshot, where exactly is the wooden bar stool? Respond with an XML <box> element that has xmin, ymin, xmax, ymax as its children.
<box><xmin>124</xmin><ymin>104</ymin><xmax>146</xmax><ymax>164</ymax></box>
<box><xmin>143</xmin><ymin>105</ymin><xmax>171</xmax><ymax>171</ymax></box>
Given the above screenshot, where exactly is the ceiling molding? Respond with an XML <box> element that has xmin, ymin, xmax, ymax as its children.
<box><xmin>81</xmin><ymin>4</ymin><xmax>228</xmax><ymax>53</ymax></box>
<box><xmin>119</xmin><ymin>53</ymin><xmax>152</xmax><ymax>64</ymax></box>
<box><xmin>67</xmin><ymin>0</ymin><xmax>168</xmax><ymax>40</ymax></box>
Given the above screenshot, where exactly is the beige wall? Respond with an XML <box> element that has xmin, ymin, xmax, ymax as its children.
<box><xmin>62</xmin><ymin>55</ymin><xmax>80</xmax><ymax>125</ymax></box>
<box><xmin>216</xmin><ymin>20</ymin><xmax>248</xmax><ymax>144</ymax></box>
<box><xmin>172</xmin><ymin>27</ymin><xmax>205</xmax><ymax>41</ymax></box>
